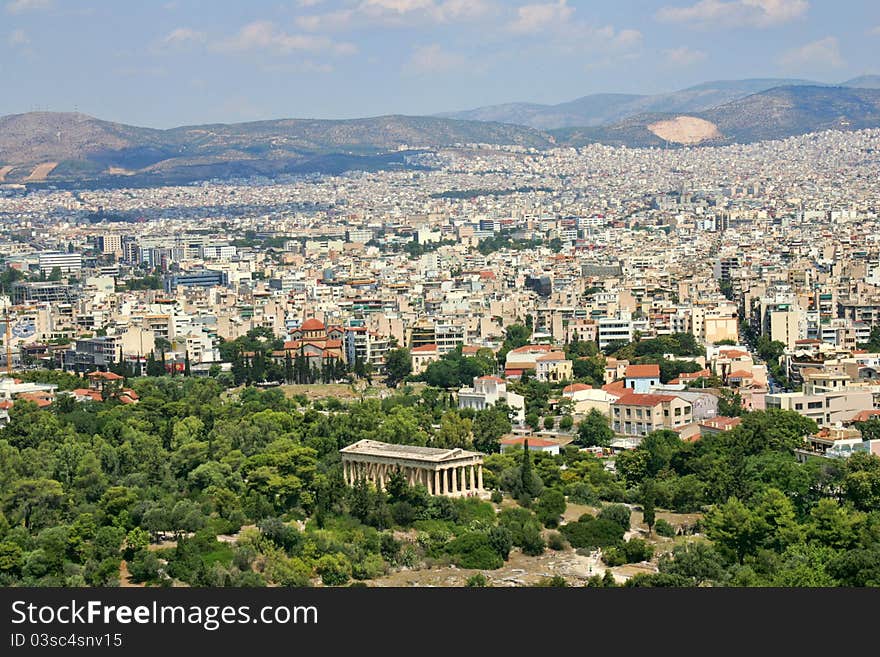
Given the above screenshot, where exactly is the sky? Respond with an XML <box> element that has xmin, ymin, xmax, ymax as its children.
<box><xmin>1</xmin><ymin>0</ymin><xmax>878</xmax><ymax>127</ymax></box>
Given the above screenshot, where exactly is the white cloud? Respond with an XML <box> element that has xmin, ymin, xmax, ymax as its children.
<box><xmin>657</xmin><ymin>0</ymin><xmax>808</xmax><ymax>28</ymax></box>
<box><xmin>5</xmin><ymin>0</ymin><xmax>50</xmax><ymax>14</ymax></box>
<box><xmin>7</xmin><ymin>28</ymin><xmax>29</xmax><ymax>46</ymax></box>
<box><xmin>662</xmin><ymin>46</ymin><xmax>708</xmax><ymax>67</ymax></box>
<box><xmin>405</xmin><ymin>43</ymin><xmax>467</xmax><ymax>74</ymax></box>
<box><xmin>163</xmin><ymin>27</ymin><xmax>207</xmax><ymax>46</ymax></box>
<box><xmin>507</xmin><ymin>0</ymin><xmax>573</xmax><ymax>34</ymax></box>
<box><xmin>215</xmin><ymin>21</ymin><xmax>356</xmax><ymax>56</ymax></box>
<box><xmin>296</xmin><ymin>0</ymin><xmax>325</xmax><ymax>6</ymax></box>
<box><xmin>779</xmin><ymin>36</ymin><xmax>844</xmax><ymax>70</ymax></box>
<box><xmin>870</xmin><ymin>25</ymin><xmax>880</xmax><ymax>36</ymax></box>
<box><xmin>296</xmin><ymin>0</ymin><xmax>491</xmax><ymax>31</ymax></box>
<box><xmin>502</xmin><ymin>1</ymin><xmax>641</xmax><ymax>56</ymax></box>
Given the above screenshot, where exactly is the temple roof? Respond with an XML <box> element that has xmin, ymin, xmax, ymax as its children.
<box><xmin>340</xmin><ymin>439</ymin><xmax>482</xmax><ymax>462</ymax></box>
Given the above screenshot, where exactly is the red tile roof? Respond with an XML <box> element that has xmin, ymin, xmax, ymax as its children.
<box><xmin>536</xmin><ymin>352</ymin><xmax>568</xmax><ymax>362</ymax></box>
<box><xmin>851</xmin><ymin>410</ymin><xmax>880</xmax><ymax>423</ymax></box>
<box><xmin>613</xmin><ymin>392</ymin><xmax>678</xmax><ymax>407</ymax></box>
<box><xmin>411</xmin><ymin>344</ymin><xmax>439</xmax><ymax>353</ymax></box>
<box><xmin>625</xmin><ymin>364</ymin><xmax>660</xmax><ymax>378</ymax></box>
<box><xmin>728</xmin><ymin>370</ymin><xmax>754</xmax><ymax>379</ymax></box>
<box><xmin>88</xmin><ymin>371</ymin><xmax>123</xmax><ymax>380</ymax></box>
<box><xmin>563</xmin><ymin>383</ymin><xmax>592</xmax><ymax>393</ymax></box>
<box><xmin>300</xmin><ymin>318</ymin><xmax>325</xmax><ymax>331</ymax></box>
<box><xmin>699</xmin><ymin>416</ymin><xmax>742</xmax><ymax>431</ymax></box>
<box><xmin>499</xmin><ymin>436</ymin><xmax>559</xmax><ymax>448</ymax></box>
<box><xmin>510</xmin><ymin>344</ymin><xmax>553</xmax><ymax>354</ymax></box>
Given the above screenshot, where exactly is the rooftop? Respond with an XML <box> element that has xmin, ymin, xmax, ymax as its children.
<box><xmin>625</xmin><ymin>364</ymin><xmax>660</xmax><ymax>378</ymax></box>
<box><xmin>340</xmin><ymin>439</ymin><xmax>482</xmax><ymax>462</ymax></box>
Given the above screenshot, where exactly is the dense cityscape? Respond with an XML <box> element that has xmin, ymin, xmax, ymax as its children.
<box><xmin>0</xmin><ymin>124</ymin><xmax>879</xmax><ymax>588</ymax></box>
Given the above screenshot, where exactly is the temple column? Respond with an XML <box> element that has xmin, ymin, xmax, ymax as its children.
<box><xmin>470</xmin><ymin>464</ymin><xmax>476</xmax><ymax>493</ymax></box>
<box><xmin>461</xmin><ymin>466</ymin><xmax>468</xmax><ymax>492</ymax></box>
<box><xmin>477</xmin><ymin>464</ymin><xmax>483</xmax><ymax>490</ymax></box>
<box><xmin>378</xmin><ymin>463</ymin><xmax>385</xmax><ymax>491</ymax></box>
<box><xmin>434</xmin><ymin>469</ymin><xmax>440</xmax><ymax>496</ymax></box>
<box><xmin>451</xmin><ymin>466</ymin><xmax>458</xmax><ymax>496</ymax></box>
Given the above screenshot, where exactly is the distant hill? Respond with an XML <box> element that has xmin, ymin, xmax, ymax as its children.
<box><xmin>0</xmin><ymin>113</ymin><xmax>552</xmax><ymax>185</ymax></box>
<box><xmin>438</xmin><ymin>78</ymin><xmax>821</xmax><ymax>129</ymax></box>
<box><xmin>843</xmin><ymin>75</ymin><xmax>880</xmax><ymax>89</ymax></box>
<box><xmin>552</xmin><ymin>86</ymin><xmax>880</xmax><ymax>147</ymax></box>
<box><xmin>3</xmin><ymin>81</ymin><xmax>880</xmax><ymax>186</ymax></box>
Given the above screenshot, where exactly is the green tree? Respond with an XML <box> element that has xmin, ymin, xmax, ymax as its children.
<box><xmin>433</xmin><ymin>412</ymin><xmax>472</xmax><ymax>449</ymax></box>
<box><xmin>704</xmin><ymin>497</ymin><xmax>766</xmax><ymax>564</ymax></box>
<box><xmin>642</xmin><ymin>480</ymin><xmax>656</xmax><ymax>534</ymax></box>
<box><xmin>518</xmin><ymin>442</ymin><xmax>542</xmax><ymax>503</ymax></box>
<box><xmin>384</xmin><ymin>348</ymin><xmax>412</xmax><ymax>388</ymax></box>
<box><xmin>841</xmin><ymin>452</ymin><xmax>880</xmax><ymax>512</ymax></box>
<box><xmin>472</xmin><ymin>405</ymin><xmax>512</xmax><ymax>454</ymax></box>
<box><xmin>658</xmin><ymin>542</ymin><xmax>727</xmax><ymax>586</ymax></box>
<box><xmin>577</xmin><ymin>409</ymin><xmax>614</xmax><ymax>448</ymax></box>
<box><xmin>534</xmin><ymin>488</ymin><xmax>566</xmax><ymax>528</ymax></box>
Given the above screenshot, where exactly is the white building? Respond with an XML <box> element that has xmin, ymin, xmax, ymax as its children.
<box><xmin>458</xmin><ymin>375</ymin><xmax>525</xmax><ymax>426</ymax></box>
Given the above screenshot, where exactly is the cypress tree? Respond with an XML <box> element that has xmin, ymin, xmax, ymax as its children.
<box><xmin>521</xmin><ymin>440</ymin><xmax>533</xmax><ymax>499</ymax></box>
<box><xmin>642</xmin><ymin>479</ymin><xmax>656</xmax><ymax>535</ymax></box>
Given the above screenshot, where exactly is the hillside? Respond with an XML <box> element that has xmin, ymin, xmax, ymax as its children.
<box><xmin>439</xmin><ymin>78</ymin><xmax>819</xmax><ymax>130</ymax></box>
<box><xmin>0</xmin><ymin>113</ymin><xmax>552</xmax><ymax>185</ymax></box>
<box><xmin>553</xmin><ymin>86</ymin><xmax>880</xmax><ymax>148</ymax></box>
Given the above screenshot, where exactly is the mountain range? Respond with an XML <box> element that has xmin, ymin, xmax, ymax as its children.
<box><xmin>1</xmin><ymin>76</ymin><xmax>879</xmax><ymax>186</ymax></box>
<box><xmin>438</xmin><ymin>76</ymin><xmax>880</xmax><ymax>129</ymax></box>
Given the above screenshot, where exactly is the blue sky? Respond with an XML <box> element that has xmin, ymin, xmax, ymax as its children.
<box><xmin>1</xmin><ymin>0</ymin><xmax>878</xmax><ymax>127</ymax></box>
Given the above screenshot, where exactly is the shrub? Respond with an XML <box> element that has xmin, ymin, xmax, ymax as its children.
<box><xmin>490</xmin><ymin>490</ymin><xmax>503</xmax><ymax>504</ymax></box>
<box><xmin>520</xmin><ymin>524</ymin><xmax>546</xmax><ymax>556</ymax></box>
<box><xmin>543</xmin><ymin>417</ymin><xmax>555</xmax><ymax>430</ymax></box>
<box><xmin>127</xmin><ymin>549</ymin><xmax>160</xmax><ymax>583</ymax></box>
<box><xmin>602</xmin><ymin>547</ymin><xmax>625</xmax><ymax>567</ymax></box>
<box><xmin>547</xmin><ymin>532</ymin><xmax>567</xmax><ymax>551</ymax></box>
<box><xmin>622</xmin><ymin>538</ymin><xmax>654</xmax><ymax>563</ymax></box>
<box><xmin>654</xmin><ymin>519</ymin><xmax>675</xmax><ymax>537</ymax></box>
<box><xmin>488</xmin><ymin>526</ymin><xmax>512</xmax><ymax>560</ymax></box>
<box><xmin>466</xmin><ymin>573</ymin><xmax>488</xmax><ymax>587</ymax></box>
<box><xmin>316</xmin><ymin>553</ymin><xmax>352</xmax><ymax>586</ymax></box>
<box><xmin>560</xmin><ymin>516</ymin><xmax>625</xmax><ymax>550</ymax></box>
<box><xmin>391</xmin><ymin>501</ymin><xmax>417</xmax><ymax>526</ymax></box>
<box><xmin>352</xmin><ymin>553</ymin><xmax>386</xmax><ymax>580</ymax></box>
<box><xmin>533</xmin><ymin>575</ymin><xmax>567</xmax><ymax>587</ymax></box>
<box><xmin>445</xmin><ymin>532</ymin><xmax>503</xmax><ymax>570</ymax></box>
<box><xmin>258</xmin><ymin>517</ymin><xmax>303</xmax><ymax>554</ymax></box>
<box><xmin>565</xmin><ymin>482</ymin><xmax>599</xmax><ymax>506</ymax></box>
<box><xmin>559</xmin><ymin>415</ymin><xmax>574</xmax><ymax>431</ymax></box>
<box><xmin>599</xmin><ymin>504</ymin><xmax>631</xmax><ymax>531</ymax></box>
<box><xmin>535</xmin><ymin>489</ymin><xmax>567</xmax><ymax>528</ymax></box>
<box><xmin>624</xmin><ymin>573</ymin><xmax>693</xmax><ymax>587</ymax></box>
